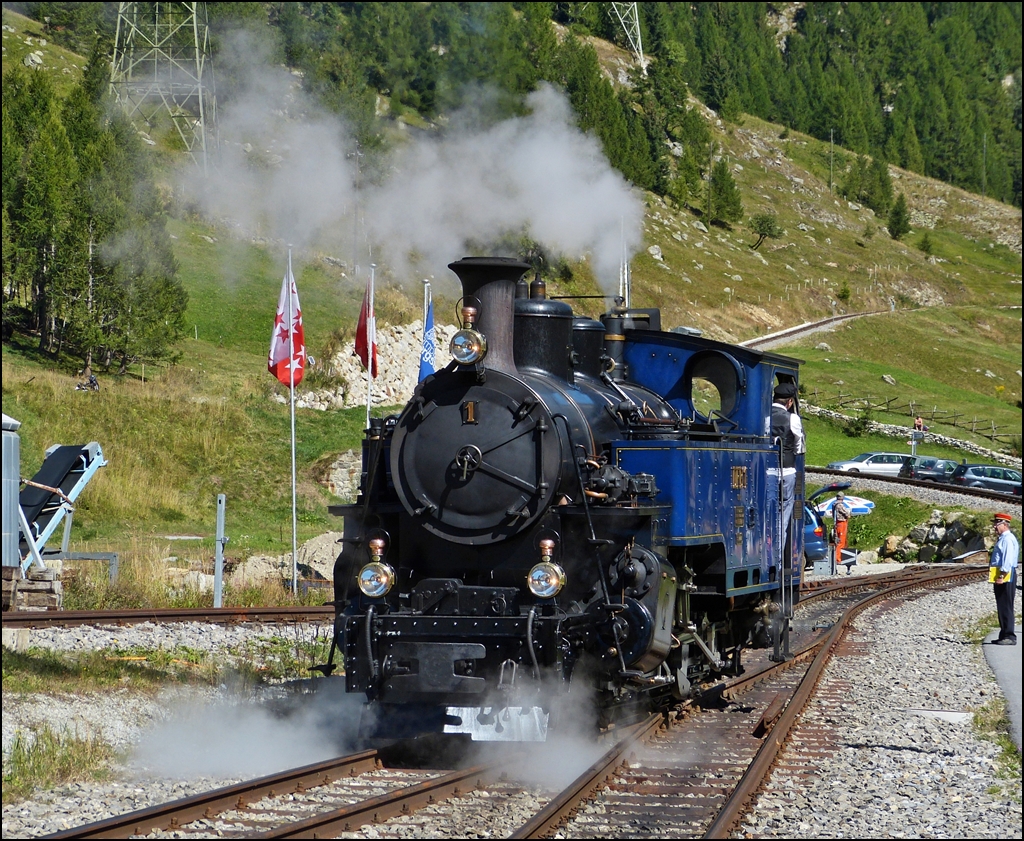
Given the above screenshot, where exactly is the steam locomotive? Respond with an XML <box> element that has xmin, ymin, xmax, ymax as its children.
<box><xmin>320</xmin><ymin>257</ymin><xmax>804</xmax><ymax>741</ymax></box>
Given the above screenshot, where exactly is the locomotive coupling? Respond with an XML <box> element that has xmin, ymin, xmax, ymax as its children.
<box><xmin>753</xmin><ymin>596</ymin><xmax>781</xmax><ymax>616</ymax></box>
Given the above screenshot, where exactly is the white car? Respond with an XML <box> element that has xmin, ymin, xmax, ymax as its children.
<box><xmin>825</xmin><ymin>452</ymin><xmax>916</xmax><ymax>477</ymax></box>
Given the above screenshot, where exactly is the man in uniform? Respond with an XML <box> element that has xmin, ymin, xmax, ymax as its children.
<box><xmin>989</xmin><ymin>512</ymin><xmax>1019</xmax><ymax>646</ymax></box>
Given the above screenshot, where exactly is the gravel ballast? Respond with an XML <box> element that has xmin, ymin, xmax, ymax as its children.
<box><xmin>737</xmin><ymin>580</ymin><xmax>1022</xmax><ymax>839</ymax></box>
<box><xmin>3</xmin><ymin>579</ymin><xmax>1021</xmax><ymax>838</ymax></box>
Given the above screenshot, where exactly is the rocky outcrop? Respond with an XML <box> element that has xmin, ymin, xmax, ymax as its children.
<box><xmin>878</xmin><ymin>510</ymin><xmax>993</xmax><ymax>564</ymax></box>
<box><xmin>232</xmin><ymin>531</ymin><xmax>344</xmax><ymax>585</ymax></box>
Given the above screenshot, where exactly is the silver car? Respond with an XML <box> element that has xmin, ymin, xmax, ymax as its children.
<box><xmin>825</xmin><ymin>452</ymin><xmax>916</xmax><ymax>477</ymax></box>
<box><xmin>949</xmin><ymin>463</ymin><xmax>1023</xmax><ymax>495</ymax></box>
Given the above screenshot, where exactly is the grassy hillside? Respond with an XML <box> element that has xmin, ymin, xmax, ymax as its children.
<box><xmin>1</xmin><ymin>8</ymin><xmax>85</xmax><ymax>95</ymax></box>
<box><xmin>2</xmin><ymin>16</ymin><xmax>1020</xmax><ymax>572</ymax></box>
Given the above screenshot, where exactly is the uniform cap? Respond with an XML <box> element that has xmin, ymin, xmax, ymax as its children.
<box><xmin>836</xmin><ymin>491</ymin><xmax>845</xmax><ymax>498</ymax></box>
<box><xmin>993</xmin><ymin>512</ymin><xmax>1012</xmax><ymax>523</ymax></box>
<box><xmin>773</xmin><ymin>382</ymin><xmax>798</xmax><ymax>398</ymax></box>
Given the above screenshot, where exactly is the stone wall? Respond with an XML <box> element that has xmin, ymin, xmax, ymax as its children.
<box><xmin>326</xmin><ymin>448</ymin><xmax>362</xmax><ymax>501</ymax></box>
<box><xmin>2</xmin><ymin>566</ymin><xmax>62</xmax><ymax>611</ymax></box>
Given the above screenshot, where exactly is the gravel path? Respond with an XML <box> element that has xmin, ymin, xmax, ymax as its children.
<box><xmin>3</xmin><ymin>578</ymin><xmax>1020</xmax><ymax>838</ymax></box>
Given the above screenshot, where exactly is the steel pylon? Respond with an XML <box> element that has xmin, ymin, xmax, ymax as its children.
<box><xmin>110</xmin><ymin>2</ymin><xmax>216</xmax><ymax>172</ymax></box>
<box><xmin>609</xmin><ymin>3</ymin><xmax>646</xmax><ymax>76</ymax></box>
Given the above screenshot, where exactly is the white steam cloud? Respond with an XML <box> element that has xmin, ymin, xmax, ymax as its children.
<box><xmin>364</xmin><ymin>84</ymin><xmax>643</xmax><ymax>292</ymax></box>
<box><xmin>183</xmin><ymin>31</ymin><xmax>644</xmax><ymax>295</ymax></box>
<box><xmin>131</xmin><ymin>687</ymin><xmax>365</xmax><ymax>780</ymax></box>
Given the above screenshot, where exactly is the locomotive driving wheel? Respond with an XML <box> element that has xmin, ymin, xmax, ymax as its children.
<box><xmin>391</xmin><ymin>371</ymin><xmax>562</xmax><ymax>544</ymax></box>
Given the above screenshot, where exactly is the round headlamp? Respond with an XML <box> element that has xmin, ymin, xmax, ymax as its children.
<box><xmin>357</xmin><ymin>561</ymin><xmax>395</xmax><ymax>598</ymax></box>
<box><xmin>527</xmin><ymin>562</ymin><xmax>566</xmax><ymax>598</ymax></box>
<box><xmin>450</xmin><ymin>329</ymin><xmax>487</xmax><ymax>365</ymax></box>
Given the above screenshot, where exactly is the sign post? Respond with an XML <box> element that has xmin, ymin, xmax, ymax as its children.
<box><xmin>910</xmin><ymin>430</ymin><xmax>924</xmax><ymax>457</ymax></box>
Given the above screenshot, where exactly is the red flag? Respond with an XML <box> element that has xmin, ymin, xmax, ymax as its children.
<box><xmin>268</xmin><ymin>267</ymin><xmax>306</xmax><ymax>386</ymax></box>
<box><xmin>354</xmin><ymin>276</ymin><xmax>378</xmax><ymax>377</ymax></box>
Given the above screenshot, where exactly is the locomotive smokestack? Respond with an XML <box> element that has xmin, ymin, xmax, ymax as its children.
<box><xmin>447</xmin><ymin>257</ymin><xmax>532</xmax><ymax>374</ymax></box>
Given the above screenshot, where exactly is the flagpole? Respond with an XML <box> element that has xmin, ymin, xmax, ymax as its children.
<box><xmin>423</xmin><ymin>278</ymin><xmax>430</xmax><ymax>326</ymax></box>
<box><xmin>288</xmin><ymin>248</ymin><xmax>298</xmax><ymax>596</ymax></box>
<box><xmin>366</xmin><ymin>263</ymin><xmax>375</xmax><ymax>430</ymax></box>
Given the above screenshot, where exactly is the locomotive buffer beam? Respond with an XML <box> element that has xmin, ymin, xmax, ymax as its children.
<box><xmin>383</xmin><ymin>641</ymin><xmax>486</xmax><ymax>694</ymax></box>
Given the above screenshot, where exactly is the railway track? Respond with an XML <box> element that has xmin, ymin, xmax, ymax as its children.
<box><xmin>38</xmin><ymin>564</ymin><xmax>986</xmax><ymax>840</ymax></box>
<box><xmin>806</xmin><ymin>466</ymin><xmax>1021</xmax><ymax>506</ymax></box>
<box><xmin>1</xmin><ymin>605</ymin><xmax>333</xmax><ymax>629</ymax></box>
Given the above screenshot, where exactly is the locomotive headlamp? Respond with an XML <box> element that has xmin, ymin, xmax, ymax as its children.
<box><xmin>527</xmin><ymin>562</ymin><xmax>565</xmax><ymax>598</ymax></box>
<box><xmin>527</xmin><ymin>541</ymin><xmax>566</xmax><ymax>598</ymax></box>
<box><xmin>450</xmin><ymin>329</ymin><xmax>487</xmax><ymax>365</ymax></box>
<box><xmin>357</xmin><ymin>561</ymin><xmax>396</xmax><ymax>598</ymax></box>
<box><xmin>451</xmin><ymin>304</ymin><xmax>486</xmax><ymax>365</ymax></box>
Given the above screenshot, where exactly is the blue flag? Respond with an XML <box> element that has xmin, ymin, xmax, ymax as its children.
<box><xmin>419</xmin><ymin>298</ymin><xmax>436</xmax><ymax>381</ymax></box>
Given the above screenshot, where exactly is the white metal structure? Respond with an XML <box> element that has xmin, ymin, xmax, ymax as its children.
<box><xmin>609</xmin><ymin>3</ymin><xmax>646</xmax><ymax>76</ymax></box>
<box><xmin>110</xmin><ymin>2</ymin><xmax>216</xmax><ymax>172</ymax></box>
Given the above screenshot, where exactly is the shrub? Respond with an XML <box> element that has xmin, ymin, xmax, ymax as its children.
<box><xmin>843</xmin><ymin>411</ymin><xmax>872</xmax><ymax>437</ymax></box>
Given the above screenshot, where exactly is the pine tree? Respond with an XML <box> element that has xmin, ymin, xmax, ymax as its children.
<box><xmin>19</xmin><ymin>108</ymin><xmax>80</xmax><ymax>350</ymax></box>
<box><xmin>708</xmin><ymin>157</ymin><xmax>743</xmax><ymax>225</ymax></box>
<box><xmin>864</xmin><ymin>156</ymin><xmax>894</xmax><ymax>214</ymax></box>
<box><xmin>888</xmin><ymin>193</ymin><xmax>911</xmax><ymax>240</ymax></box>
<box><xmin>902</xmin><ymin>119</ymin><xmax>925</xmax><ymax>174</ymax></box>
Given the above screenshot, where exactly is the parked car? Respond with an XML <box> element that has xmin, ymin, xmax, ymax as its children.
<box><xmin>804</xmin><ymin>482</ymin><xmax>852</xmax><ymax>565</ymax></box>
<box><xmin>898</xmin><ymin>457</ymin><xmax>958</xmax><ymax>482</ymax></box>
<box><xmin>949</xmin><ymin>463</ymin><xmax>1023</xmax><ymax>495</ymax></box>
<box><xmin>825</xmin><ymin>452</ymin><xmax>917</xmax><ymax>477</ymax></box>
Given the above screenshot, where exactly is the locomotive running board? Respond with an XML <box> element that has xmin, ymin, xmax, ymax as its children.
<box><xmin>444</xmin><ymin>705</ymin><xmax>549</xmax><ymax>741</ymax></box>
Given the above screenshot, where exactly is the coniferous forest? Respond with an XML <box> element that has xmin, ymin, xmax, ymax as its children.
<box><xmin>2</xmin><ymin>2</ymin><xmax>1022</xmax><ymax>371</ymax></box>
<box><xmin>236</xmin><ymin>2</ymin><xmax>1022</xmax><ymax>206</ymax></box>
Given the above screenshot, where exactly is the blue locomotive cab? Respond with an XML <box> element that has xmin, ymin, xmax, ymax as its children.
<box><xmin>618</xmin><ymin>326</ymin><xmax>805</xmax><ymax>601</ymax></box>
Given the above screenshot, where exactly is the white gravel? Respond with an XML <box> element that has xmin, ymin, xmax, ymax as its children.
<box><xmin>7</xmin><ymin>619</ymin><xmax>334</xmax><ymax>665</ymax></box>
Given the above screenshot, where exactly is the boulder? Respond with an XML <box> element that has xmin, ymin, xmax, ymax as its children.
<box><xmin>856</xmin><ymin>550</ymin><xmax>879</xmax><ymax>565</ymax></box>
<box><xmin>941</xmin><ymin>540</ymin><xmax>968</xmax><ymax>559</ymax></box>
<box><xmin>898</xmin><ymin>538</ymin><xmax>920</xmax><ymax>557</ymax></box>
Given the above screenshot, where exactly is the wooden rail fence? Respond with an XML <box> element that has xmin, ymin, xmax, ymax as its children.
<box><xmin>804</xmin><ymin>389</ymin><xmax>1019</xmax><ymax>445</ymax></box>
